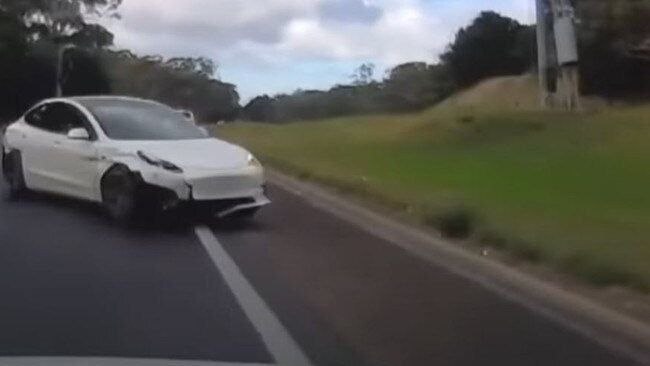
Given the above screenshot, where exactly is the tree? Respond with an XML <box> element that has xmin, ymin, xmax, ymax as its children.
<box><xmin>67</xmin><ymin>23</ymin><xmax>114</xmax><ymax>48</ymax></box>
<box><xmin>575</xmin><ymin>0</ymin><xmax>650</xmax><ymax>96</ymax></box>
<box><xmin>351</xmin><ymin>63</ymin><xmax>376</xmax><ymax>85</ymax></box>
<box><xmin>0</xmin><ymin>0</ymin><xmax>120</xmax><ymax>121</ymax></box>
<box><xmin>0</xmin><ymin>0</ymin><xmax>121</xmax><ymax>40</ymax></box>
<box><xmin>165</xmin><ymin>56</ymin><xmax>217</xmax><ymax>77</ymax></box>
<box><xmin>441</xmin><ymin>11</ymin><xmax>531</xmax><ymax>87</ymax></box>
<box><xmin>0</xmin><ymin>9</ymin><xmax>30</xmax><ymax>120</ymax></box>
<box><xmin>242</xmin><ymin>96</ymin><xmax>275</xmax><ymax>122</ymax></box>
<box><xmin>63</xmin><ymin>48</ymin><xmax>111</xmax><ymax>95</ymax></box>
<box><xmin>102</xmin><ymin>51</ymin><xmax>239</xmax><ymax>122</ymax></box>
<box><xmin>383</xmin><ymin>62</ymin><xmax>449</xmax><ymax>111</ymax></box>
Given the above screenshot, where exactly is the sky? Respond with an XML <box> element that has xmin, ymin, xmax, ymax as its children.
<box><xmin>102</xmin><ymin>0</ymin><xmax>536</xmax><ymax>101</ymax></box>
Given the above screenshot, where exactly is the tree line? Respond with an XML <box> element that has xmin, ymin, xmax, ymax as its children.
<box><xmin>0</xmin><ymin>0</ymin><xmax>239</xmax><ymax>123</ymax></box>
<box><xmin>1</xmin><ymin>0</ymin><xmax>647</xmax><ymax>125</ymax></box>
<box><xmin>576</xmin><ymin>0</ymin><xmax>650</xmax><ymax>97</ymax></box>
<box><xmin>243</xmin><ymin>1</ymin><xmax>650</xmax><ymax>123</ymax></box>
<box><xmin>242</xmin><ymin>11</ymin><xmax>536</xmax><ymax>123</ymax></box>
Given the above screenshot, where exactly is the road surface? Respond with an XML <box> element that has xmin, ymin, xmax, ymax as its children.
<box><xmin>0</xmin><ymin>175</ymin><xmax>644</xmax><ymax>365</ymax></box>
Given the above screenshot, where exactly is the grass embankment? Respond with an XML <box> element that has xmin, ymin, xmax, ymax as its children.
<box><xmin>220</xmin><ymin>105</ymin><xmax>650</xmax><ymax>291</ymax></box>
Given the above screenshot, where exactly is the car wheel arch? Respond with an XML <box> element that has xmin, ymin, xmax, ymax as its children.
<box><xmin>100</xmin><ymin>164</ymin><xmax>136</xmax><ymax>198</ymax></box>
<box><xmin>2</xmin><ymin>148</ymin><xmax>21</xmax><ymax>174</ymax></box>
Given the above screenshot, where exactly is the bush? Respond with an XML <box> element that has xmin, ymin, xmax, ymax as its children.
<box><xmin>480</xmin><ymin>230</ymin><xmax>543</xmax><ymax>262</ymax></box>
<box><xmin>425</xmin><ymin>206</ymin><xmax>476</xmax><ymax>239</ymax></box>
<box><xmin>560</xmin><ymin>254</ymin><xmax>647</xmax><ymax>291</ymax></box>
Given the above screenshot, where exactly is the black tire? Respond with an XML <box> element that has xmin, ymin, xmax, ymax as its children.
<box><xmin>101</xmin><ymin>165</ymin><xmax>140</xmax><ymax>224</ymax></box>
<box><xmin>2</xmin><ymin>150</ymin><xmax>28</xmax><ymax>200</ymax></box>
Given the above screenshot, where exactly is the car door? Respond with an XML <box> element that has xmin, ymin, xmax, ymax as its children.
<box><xmin>20</xmin><ymin>103</ymin><xmax>63</xmax><ymax>192</ymax></box>
<box><xmin>46</xmin><ymin>103</ymin><xmax>101</xmax><ymax>200</ymax></box>
<box><xmin>21</xmin><ymin>102</ymin><xmax>99</xmax><ymax>200</ymax></box>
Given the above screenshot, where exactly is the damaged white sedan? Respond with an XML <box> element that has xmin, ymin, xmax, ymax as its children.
<box><xmin>2</xmin><ymin>96</ymin><xmax>269</xmax><ymax>222</ymax></box>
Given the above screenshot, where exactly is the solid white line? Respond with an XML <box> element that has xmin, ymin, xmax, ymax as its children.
<box><xmin>195</xmin><ymin>226</ymin><xmax>313</xmax><ymax>366</ymax></box>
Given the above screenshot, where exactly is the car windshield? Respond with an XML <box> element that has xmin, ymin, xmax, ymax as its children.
<box><xmin>81</xmin><ymin>99</ymin><xmax>206</xmax><ymax>141</ymax></box>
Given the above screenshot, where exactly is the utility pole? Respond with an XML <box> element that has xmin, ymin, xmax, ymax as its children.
<box><xmin>551</xmin><ymin>0</ymin><xmax>580</xmax><ymax>110</ymax></box>
<box><xmin>536</xmin><ymin>0</ymin><xmax>552</xmax><ymax>108</ymax></box>
<box><xmin>536</xmin><ymin>0</ymin><xmax>580</xmax><ymax>110</ymax></box>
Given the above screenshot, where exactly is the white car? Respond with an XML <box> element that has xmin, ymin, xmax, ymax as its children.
<box><xmin>2</xmin><ymin>96</ymin><xmax>269</xmax><ymax>222</ymax></box>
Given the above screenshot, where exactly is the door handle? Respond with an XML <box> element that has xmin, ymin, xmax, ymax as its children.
<box><xmin>53</xmin><ymin>141</ymin><xmax>63</xmax><ymax>146</ymax></box>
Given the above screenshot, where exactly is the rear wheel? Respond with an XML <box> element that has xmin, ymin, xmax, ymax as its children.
<box><xmin>2</xmin><ymin>150</ymin><xmax>28</xmax><ymax>200</ymax></box>
<box><xmin>101</xmin><ymin>165</ymin><xmax>140</xmax><ymax>223</ymax></box>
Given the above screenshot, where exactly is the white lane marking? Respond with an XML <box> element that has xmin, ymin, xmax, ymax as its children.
<box><xmin>195</xmin><ymin>226</ymin><xmax>314</xmax><ymax>366</ymax></box>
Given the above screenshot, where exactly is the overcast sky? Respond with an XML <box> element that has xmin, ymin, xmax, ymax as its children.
<box><xmin>103</xmin><ymin>0</ymin><xmax>535</xmax><ymax>101</ymax></box>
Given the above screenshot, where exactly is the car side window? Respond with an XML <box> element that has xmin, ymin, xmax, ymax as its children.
<box><xmin>56</xmin><ymin>104</ymin><xmax>90</xmax><ymax>134</ymax></box>
<box><xmin>24</xmin><ymin>104</ymin><xmax>49</xmax><ymax>129</ymax></box>
<box><xmin>25</xmin><ymin>102</ymin><xmax>93</xmax><ymax>137</ymax></box>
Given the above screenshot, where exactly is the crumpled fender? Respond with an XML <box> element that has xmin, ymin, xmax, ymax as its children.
<box><xmin>98</xmin><ymin>154</ymin><xmax>191</xmax><ymax>201</ymax></box>
<box><xmin>107</xmin><ymin>154</ymin><xmax>143</xmax><ymax>175</ymax></box>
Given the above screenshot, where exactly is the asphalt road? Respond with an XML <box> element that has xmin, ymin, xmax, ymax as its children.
<box><xmin>0</xmin><ymin>176</ymin><xmax>644</xmax><ymax>365</ymax></box>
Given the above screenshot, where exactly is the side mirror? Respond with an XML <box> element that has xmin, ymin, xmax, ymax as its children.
<box><xmin>67</xmin><ymin>127</ymin><xmax>90</xmax><ymax>140</ymax></box>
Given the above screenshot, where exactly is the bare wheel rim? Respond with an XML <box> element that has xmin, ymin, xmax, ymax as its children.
<box><xmin>104</xmin><ymin>173</ymin><xmax>134</xmax><ymax>217</ymax></box>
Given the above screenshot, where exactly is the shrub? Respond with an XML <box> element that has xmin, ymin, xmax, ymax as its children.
<box><xmin>425</xmin><ymin>206</ymin><xmax>476</xmax><ymax>239</ymax></box>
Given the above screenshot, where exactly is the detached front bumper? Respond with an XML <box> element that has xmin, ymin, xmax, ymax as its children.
<box><xmin>180</xmin><ymin>191</ymin><xmax>271</xmax><ymax>218</ymax></box>
<box><xmin>137</xmin><ymin>165</ymin><xmax>270</xmax><ymax>217</ymax></box>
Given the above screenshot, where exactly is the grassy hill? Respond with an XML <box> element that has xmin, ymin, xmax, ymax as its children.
<box><xmin>220</xmin><ymin>90</ymin><xmax>650</xmax><ymax>292</ymax></box>
<box><xmin>439</xmin><ymin>75</ymin><xmax>539</xmax><ymax>109</ymax></box>
<box><xmin>438</xmin><ymin>74</ymin><xmax>608</xmax><ymax>111</ymax></box>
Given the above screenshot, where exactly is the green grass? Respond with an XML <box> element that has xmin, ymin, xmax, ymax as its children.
<box><xmin>219</xmin><ymin>105</ymin><xmax>650</xmax><ymax>291</ymax></box>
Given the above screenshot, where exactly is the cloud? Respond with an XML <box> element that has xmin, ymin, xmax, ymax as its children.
<box><xmin>103</xmin><ymin>0</ymin><xmax>535</xmax><ymax>99</ymax></box>
<box><xmin>318</xmin><ymin>0</ymin><xmax>383</xmax><ymax>24</ymax></box>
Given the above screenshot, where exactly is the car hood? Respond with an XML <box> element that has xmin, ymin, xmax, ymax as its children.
<box><xmin>112</xmin><ymin>138</ymin><xmax>250</xmax><ymax>170</ymax></box>
<box><xmin>0</xmin><ymin>357</ymin><xmax>271</xmax><ymax>366</ymax></box>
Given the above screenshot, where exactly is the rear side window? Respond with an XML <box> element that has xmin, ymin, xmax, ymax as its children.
<box><xmin>24</xmin><ymin>102</ymin><xmax>94</xmax><ymax>137</ymax></box>
<box><xmin>24</xmin><ymin>104</ymin><xmax>49</xmax><ymax>130</ymax></box>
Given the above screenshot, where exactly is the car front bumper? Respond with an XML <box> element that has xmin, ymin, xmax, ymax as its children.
<box><xmin>137</xmin><ymin>165</ymin><xmax>270</xmax><ymax>217</ymax></box>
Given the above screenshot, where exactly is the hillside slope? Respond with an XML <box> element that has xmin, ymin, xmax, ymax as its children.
<box><xmin>440</xmin><ymin>75</ymin><xmax>539</xmax><ymax>109</ymax></box>
<box><xmin>438</xmin><ymin>74</ymin><xmax>609</xmax><ymax>111</ymax></box>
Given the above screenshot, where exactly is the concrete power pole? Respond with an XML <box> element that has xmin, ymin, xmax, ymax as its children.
<box><xmin>536</xmin><ymin>0</ymin><xmax>552</xmax><ymax>108</ymax></box>
<box><xmin>537</xmin><ymin>0</ymin><xmax>580</xmax><ymax>110</ymax></box>
<box><xmin>551</xmin><ymin>0</ymin><xmax>580</xmax><ymax>110</ymax></box>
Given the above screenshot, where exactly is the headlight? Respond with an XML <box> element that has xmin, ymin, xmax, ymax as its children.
<box><xmin>137</xmin><ymin>151</ymin><xmax>183</xmax><ymax>173</ymax></box>
<box><xmin>247</xmin><ymin>154</ymin><xmax>261</xmax><ymax>168</ymax></box>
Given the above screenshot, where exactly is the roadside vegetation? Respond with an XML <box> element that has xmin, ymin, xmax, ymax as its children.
<box><xmin>240</xmin><ymin>1</ymin><xmax>649</xmax><ymax>123</ymax></box>
<box><xmin>0</xmin><ymin>0</ymin><xmax>239</xmax><ymax>124</ymax></box>
<box><xmin>224</xmin><ymin>0</ymin><xmax>650</xmax><ymax>292</ymax></box>
<box><xmin>221</xmin><ymin>103</ymin><xmax>650</xmax><ymax>291</ymax></box>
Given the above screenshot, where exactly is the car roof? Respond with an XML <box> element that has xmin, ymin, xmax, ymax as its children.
<box><xmin>69</xmin><ymin>96</ymin><xmax>161</xmax><ymax>105</ymax></box>
<box><xmin>40</xmin><ymin>96</ymin><xmax>164</xmax><ymax>108</ymax></box>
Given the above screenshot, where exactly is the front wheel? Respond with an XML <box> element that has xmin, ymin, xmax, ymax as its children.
<box><xmin>101</xmin><ymin>165</ymin><xmax>140</xmax><ymax>223</ymax></box>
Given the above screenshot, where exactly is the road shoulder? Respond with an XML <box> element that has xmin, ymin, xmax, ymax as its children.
<box><xmin>267</xmin><ymin>170</ymin><xmax>650</xmax><ymax>365</ymax></box>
